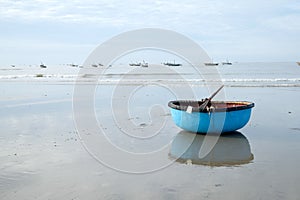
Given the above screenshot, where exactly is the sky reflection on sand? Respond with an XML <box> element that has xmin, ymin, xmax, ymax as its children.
<box><xmin>0</xmin><ymin>81</ymin><xmax>300</xmax><ymax>199</ymax></box>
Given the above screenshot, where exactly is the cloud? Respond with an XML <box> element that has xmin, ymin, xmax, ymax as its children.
<box><xmin>0</xmin><ymin>0</ymin><xmax>300</xmax><ymax>62</ymax></box>
<box><xmin>0</xmin><ymin>0</ymin><xmax>127</xmax><ymax>25</ymax></box>
<box><xmin>1</xmin><ymin>0</ymin><xmax>298</xmax><ymax>31</ymax></box>
<box><xmin>0</xmin><ymin>0</ymin><xmax>225</xmax><ymax>26</ymax></box>
<box><xmin>263</xmin><ymin>14</ymin><xmax>300</xmax><ymax>31</ymax></box>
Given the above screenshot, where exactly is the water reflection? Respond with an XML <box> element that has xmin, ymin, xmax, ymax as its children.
<box><xmin>170</xmin><ymin>131</ymin><xmax>254</xmax><ymax>166</ymax></box>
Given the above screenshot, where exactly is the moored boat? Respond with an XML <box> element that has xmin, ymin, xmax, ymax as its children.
<box><xmin>168</xmin><ymin>100</ymin><xmax>254</xmax><ymax>133</ymax></box>
<box><xmin>40</xmin><ymin>63</ymin><xmax>47</xmax><ymax>68</ymax></box>
<box><xmin>129</xmin><ymin>62</ymin><xmax>141</xmax><ymax>66</ymax></box>
<box><xmin>141</xmin><ymin>60</ymin><xmax>148</xmax><ymax>67</ymax></box>
<box><xmin>204</xmin><ymin>62</ymin><xmax>219</xmax><ymax>66</ymax></box>
<box><xmin>163</xmin><ymin>61</ymin><xmax>182</xmax><ymax>66</ymax></box>
<box><xmin>222</xmin><ymin>59</ymin><xmax>232</xmax><ymax>65</ymax></box>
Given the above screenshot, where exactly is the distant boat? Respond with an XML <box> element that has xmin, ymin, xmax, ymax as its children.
<box><xmin>222</xmin><ymin>59</ymin><xmax>232</xmax><ymax>65</ymax></box>
<box><xmin>69</xmin><ymin>63</ymin><xmax>78</xmax><ymax>67</ymax></box>
<box><xmin>163</xmin><ymin>60</ymin><xmax>182</xmax><ymax>66</ymax></box>
<box><xmin>129</xmin><ymin>61</ymin><xmax>148</xmax><ymax>67</ymax></box>
<box><xmin>297</xmin><ymin>62</ymin><xmax>300</xmax><ymax>66</ymax></box>
<box><xmin>141</xmin><ymin>60</ymin><xmax>148</xmax><ymax>67</ymax></box>
<box><xmin>91</xmin><ymin>63</ymin><xmax>103</xmax><ymax>67</ymax></box>
<box><xmin>40</xmin><ymin>63</ymin><xmax>47</xmax><ymax>68</ymax></box>
<box><xmin>129</xmin><ymin>62</ymin><xmax>141</xmax><ymax>66</ymax></box>
<box><xmin>204</xmin><ymin>62</ymin><xmax>219</xmax><ymax>66</ymax></box>
<box><xmin>204</xmin><ymin>58</ymin><xmax>219</xmax><ymax>66</ymax></box>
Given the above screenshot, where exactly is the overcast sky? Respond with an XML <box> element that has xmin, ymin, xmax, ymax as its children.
<box><xmin>0</xmin><ymin>0</ymin><xmax>299</xmax><ymax>65</ymax></box>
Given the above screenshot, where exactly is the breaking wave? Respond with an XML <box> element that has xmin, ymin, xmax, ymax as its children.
<box><xmin>1</xmin><ymin>74</ymin><xmax>300</xmax><ymax>87</ymax></box>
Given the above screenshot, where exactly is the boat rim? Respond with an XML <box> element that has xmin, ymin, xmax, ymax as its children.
<box><xmin>168</xmin><ymin>100</ymin><xmax>255</xmax><ymax>113</ymax></box>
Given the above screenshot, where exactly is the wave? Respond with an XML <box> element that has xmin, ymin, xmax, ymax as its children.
<box><xmin>0</xmin><ymin>74</ymin><xmax>79</xmax><ymax>79</ymax></box>
<box><xmin>1</xmin><ymin>74</ymin><xmax>300</xmax><ymax>87</ymax></box>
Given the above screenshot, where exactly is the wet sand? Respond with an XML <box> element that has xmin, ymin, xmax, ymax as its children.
<box><xmin>1</xmin><ymin>80</ymin><xmax>300</xmax><ymax>199</ymax></box>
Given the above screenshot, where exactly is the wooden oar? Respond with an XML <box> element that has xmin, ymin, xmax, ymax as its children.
<box><xmin>199</xmin><ymin>85</ymin><xmax>224</xmax><ymax>111</ymax></box>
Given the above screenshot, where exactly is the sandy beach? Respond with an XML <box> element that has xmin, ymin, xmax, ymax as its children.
<box><xmin>1</xmin><ymin>62</ymin><xmax>300</xmax><ymax>199</ymax></box>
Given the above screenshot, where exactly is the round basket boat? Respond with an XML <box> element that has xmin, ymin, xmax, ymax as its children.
<box><xmin>168</xmin><ymin>100</ymin><xmax>255</xmax><ymax>133</ymax></box>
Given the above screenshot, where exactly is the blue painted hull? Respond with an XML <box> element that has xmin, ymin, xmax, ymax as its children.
<box><xmin>169</xmin><ymin>101</ymin><xmax>254</xmax><ymax>133</ymax></box>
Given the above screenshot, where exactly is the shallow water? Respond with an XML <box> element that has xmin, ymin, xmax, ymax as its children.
<box><xmin>1</xmin><ymin>80</ymin><xmax>300</xmax><ymax>199</ymax></box>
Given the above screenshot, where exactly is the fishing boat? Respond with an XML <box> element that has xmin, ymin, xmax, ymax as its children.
<box><xmin>129</xmin><ymin>62</ymin><xmax>141</xmax><ymax>66</ymax></box>
<box><xmin>204</xmin><ymin>62</ymin><xmax>219</xmax><ymax>66</ymax></box>
<box><xmin>163</xmin><ymin>60</ymin><xmax>182</xmax><ymax>66</ymax></box>
<box><xmin>222</xmin><ymin>59</ymin><xmax>232</xmax><ymax>65</ymax></box>
<box><xmin>141</xmin><ymin>60</ymin><xmax>148</xmax><ymax>67</ymax></box>
<box><xmin>141</xmin><ymin>63</ymin><xmax>148</xmax><ymax>67</ymax></box>
<box><xmin>40</xmin><ymin>63</ymin><xmax>47</xmax><ymax>68</ymax></box>
<box><xmin>168</xmin><ymin>86</ymin><xmax>254</xmax><ymax>133</ymax></box>
<box><xmin>204</xmin><ymin>58</ymin><xmax>219</xmax><ymax>66</ymax></box>
<box><xmin>168</xmin><ymin>100</ymin><xmax>254</xmax><ymax>133</ymax></box>
<box><xmin>69</xmin><ymin>63</ymin><xmax>78</xmax><ymax>67</ymax></box>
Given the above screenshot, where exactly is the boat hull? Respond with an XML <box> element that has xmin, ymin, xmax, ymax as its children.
<box><xmin>169</xmin><ymin>101</ymin><xmax>254</xmax><ymax>133</ymax></box>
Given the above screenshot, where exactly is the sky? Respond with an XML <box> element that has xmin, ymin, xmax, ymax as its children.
<box><xmin>0</xmin><ymin>0</ymin><xmax>299</xmax><ymax>65</ymax></box>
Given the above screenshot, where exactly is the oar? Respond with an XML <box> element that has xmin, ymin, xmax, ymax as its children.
<box><xmin>199</xmin><ymin>85</ymin><xmax>224</xmax><ymax>111</ymax></box>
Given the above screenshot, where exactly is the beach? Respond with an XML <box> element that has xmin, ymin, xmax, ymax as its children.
<box><xmin>1</xmin><ymin>62</ymin><xmax>300</xmax><ymax>199</ymax></box>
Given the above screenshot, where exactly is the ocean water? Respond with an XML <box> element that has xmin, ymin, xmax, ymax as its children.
<box><xmin>1</xmin><ymin>62</ymin><xmax>300</xmax><ymax>199</ymax></box>
<box><xmin>1</xmin><ymin>62</ymin><xmax>300</xmax><ymax>87</ymax></box>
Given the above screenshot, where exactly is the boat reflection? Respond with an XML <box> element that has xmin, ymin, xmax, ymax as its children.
<box><xmin>170</xmin><ymin>131</ymin><xmax>254</xmax><ymax>166</ymax></box>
